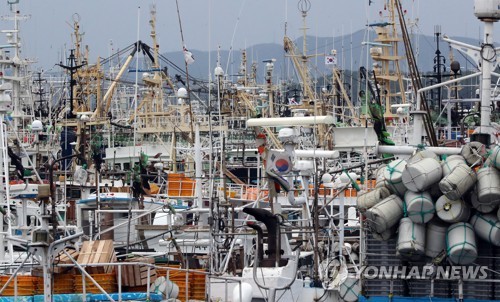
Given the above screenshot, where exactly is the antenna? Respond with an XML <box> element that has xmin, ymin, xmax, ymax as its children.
<box><xmin>57</xmin><ymin>49</ymin><xmax>86</xmax><ymax>119</ymax></box>
<box><xmin>298</xmin><ymin>0</ymin><xmax>311</xmax><ymax>55</ymax></box>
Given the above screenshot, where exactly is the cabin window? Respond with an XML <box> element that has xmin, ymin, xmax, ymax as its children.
<box><xmin>67</xmin><ymin>189</ymin><xmax>81</xmax><ymax>199</ymax></box>
<box><xmin>80</xmin><ymin>209</ymin><xmax>95</xmax><ymax>236</ymax></box>
<box><xmin>114</xmin><ymin>212</ymin><xmax>128</xmax><ymax>219</ymax></box>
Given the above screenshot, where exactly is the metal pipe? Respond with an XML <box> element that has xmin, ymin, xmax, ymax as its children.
<box><xmin>480</xmin><ymin>22</ymin><xmax>494</xmax><ymax>128</ymax></box>
<box><xmin>377</xmin><ymin>145</ymin><xmax>461</xmax><ymax>155</ymax></box>
<box><xmin>118</xmin><ymin>265</ymin><xmax>122</xmax><ymax>301</ymax></box>
<box><xmin>412</xmin><ymin>71</ymin><xmax>482</xmax><ymax>145</ymax></box>
<box><xmin>247</xmin><ymin>115</ymin><xmax>335</xmax><ymax>126</ymax></box>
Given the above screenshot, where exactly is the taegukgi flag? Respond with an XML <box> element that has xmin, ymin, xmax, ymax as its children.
<box><xmin>325</xmin><ymin>56</ymin><xmax>336</xmax><ymax>65</ymax></box>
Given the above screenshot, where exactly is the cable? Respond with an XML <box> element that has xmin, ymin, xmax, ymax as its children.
<box><xmin>480</xmin><ymin>43</ymin><xmax>496</xmax><ymax>63</ymax></box>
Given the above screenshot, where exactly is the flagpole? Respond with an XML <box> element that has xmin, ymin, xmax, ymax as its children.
<box><xmin>133</xmin><ymin>6</ymin><xmax>140</xmax><ymax>151</ymax></box>
<box><xmin>175</xmin><ymin>0</ymin><xmax>195</xmax><ymax>143</ymax></box>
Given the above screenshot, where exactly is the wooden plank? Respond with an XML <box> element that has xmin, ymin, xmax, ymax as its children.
<box><xmin>105</xmin><ymin>252</ymin><xmax>116</xmax><ymax>274</ymax></box>
<box><xmin>77</xmin><ymin>241</ymin><xmax>92</xmax><ymax>265</ymax></box>
<box><xmin>120</xmin><ymin>257</ymin><xmax>156</xmax><ymax>287</ymax></box>
<box><xmin>77</xmin><ymin>240</ymin><xmax>115</xmax><ymax>274</ymax></box>
<box><xmin>122</xmin><ymin>265</ymin><xmax>129</xmax><ymax>287</ymax></box>
<box><xmin>89</xmin><ymin>241</ymin><xmax>102</xmax><ymax>274</ymax></box>
<box><xmin>103</xmin><ymin>240</ymin><xmax>115</xmax><ymax>263</ymax></box>
<box><xmin>92</xmin><ymin>240</ymin><xmax>105</xmax><ymax>264</ymax></box>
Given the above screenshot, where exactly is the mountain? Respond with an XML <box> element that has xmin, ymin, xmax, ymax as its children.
<box><xmin>160</xmin><ymin>30</ymin><xmax>482</xmax><ymax>82</ymax></box>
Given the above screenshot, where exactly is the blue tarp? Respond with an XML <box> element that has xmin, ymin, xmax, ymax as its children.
<box><xmin>33</xmin><ymin>294</ymin><xmax>83</xmax><ymax>302</ymax></box>
<box><xmin>0</xmin><ymin>297</ymin><xmax>33</xmax><ymax>302</ymax></box>
<box><xmin>89</xmin><ymin>292</ymin><xmax>163</xmax><ymax>301</ymax></box>
<box><xmin>360</xmin><ymin>297</ymin><xmax>499</xmax><ymax>302</ymax></box>
<box><xmin>10</xmin><ymin>293</ymin><xmax>163</xmax><ymax>302</ymax></box>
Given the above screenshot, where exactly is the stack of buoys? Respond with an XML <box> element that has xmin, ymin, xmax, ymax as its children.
<box><xmin>357</xmin><ymin>143</ymin><xmax>500</xmax><ymax>265</ymax></box>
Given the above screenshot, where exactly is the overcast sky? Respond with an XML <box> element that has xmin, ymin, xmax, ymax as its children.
<box><xmin>0</xmin><ymin>0</ymin><xmax>486</xmax><ymax>69</ymax></box>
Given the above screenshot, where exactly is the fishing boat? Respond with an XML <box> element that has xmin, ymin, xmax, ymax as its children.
<box><xmin>0</xmin><ymin>0</ymin><xmax>500</xmax><ymax>301</ymax></box>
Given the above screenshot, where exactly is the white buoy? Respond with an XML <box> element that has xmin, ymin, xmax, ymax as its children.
<box><xmin>357</xmin><ymin>187</ymin><xmax>391</xmax><ymax>213</ymax></box>
<box><xmin>486</xmin><ymin>145</ymin><xmax>500</xmax><ymax>169</ymax></box>
<box><xmin>446</xmin><ymin>222</ymin><xmax>478</xmax><ymax>265</ymax></box>
<box><xmin>402</xmin><ymin>157</ymin><xmax>442</xmax><ymax>192</ymax></box>
<box><xmin>383</xmin><ymin>159</ymin><xmax>407</xmax><ymax>196</ymax></box>
<box><xmin>232</xmin><ymin>282</ymin><xmax>253</xmax><ymax>302</ymax></box>
<box><xmin>396</xmin><ymin>217</ymin><xmax>426</xmax><ymax>260</ymax></box>
<box><xmin>470</xmin><ymin>213</ymin><xmax>500</xmax><ymax>246</ymax></box>
<box><xmin>476</xmin><ymin>167</ymin><xmax>500</xmax><ymax>206</ymax></box>
<box><xmin>150</xmin><ymin>276</ymin><xmax>179</xmax><ymax>300</ymax></box>
<box><xmin>441</xmin><ymin>155</ymin><xmax>467</xmax><ymax>177</ymax></box>
<box><xmin>470</xmin><ymin>189</ymin><xmax>497</xmax><ymax>213</ymax></box>
<box><xmin>439</xmin><ymin>163</ymin><xmax>477</xmax><ymax>200</ymax></box>
<box><xmin>365</xmin><ymin>194</ymin><xmax>404</xmax><ymax>233</ymax></box>
<box><xmin>461</xmin><ymin>142</ymin><xmax>486</xmax><ymax>166</ymax></box>
<box><xmin>339</xmin><ymin>277</ymin><xmax>361</xmax><ymax>302</ymax></box>
<box><xmin>425</xmin><ymin>219</ymin><xmax>448</xmax><ymax>258</ymax></box>
<box><xmin>404</xmin><ymin>190</ymin><xmax>435</xmax><ymax>224</ymax></box>
<box><xmin>375</xmin><ymin>164</ymin><xmax>389</xmax><ymax>188</ymax></box>
<box><xmin>435</xmin><ymin>195</ymin><xmax>470</xmax><ymax>223</ymax></box>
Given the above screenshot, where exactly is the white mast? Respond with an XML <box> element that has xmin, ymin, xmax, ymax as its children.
<box><xmin>1</xmin><ymin>1</ymin><xmax>30</xmax><ymax>129</ymax></box>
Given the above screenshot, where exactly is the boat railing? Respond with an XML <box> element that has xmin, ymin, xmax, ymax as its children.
<box><xmin>223</xmin><ymin>183</ymin><xmax>263</xmax><ymax>201</ymax></box>
<box><xmin>134</xmin><ymin>112</ymin><xmax>220</xmax><ymax>131</ymax></box>
<box><xmin>17</xmin><ymin>260</ymin><xmax>244</xmax><ymax>302</ymax></box>
<box><xmin>223</xmin><ymin>181</ymin><xmax>376</xmax><ymax>204</ymax></box>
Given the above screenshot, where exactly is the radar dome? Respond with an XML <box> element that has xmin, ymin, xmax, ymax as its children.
<box><xmin>31</xmin><ymin>120</ymin><xmax>43</xmax><ymax>132</ymax></box>
<box><xmin>214</xmin><ymin>66</ymin><xmax>224</xmax><ymax>77</ymax></box>
<box><xmin>474</xmin><ymin>0</ymin><xmax>500</xmax><ymax>20</ymax></box>
<box><xmin>177</xmin><ymin>87</ymin><xmax>188</xmax><ymax>98</ymax></box>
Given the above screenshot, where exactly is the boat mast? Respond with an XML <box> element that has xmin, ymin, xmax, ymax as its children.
<box><xmin>1</xmin><ymin>1</ymin><xmax>30</xmax><ymax>129</ymax></box>
<box><xmin>0</xmin><ymin>93</ymin><xmax>13</xmax><ymax>263</ymax></box>
<box><xmin>370</xmin><ymin>0</ymin><xmax>408</xmax><ymax>120</ymax></box>
<box><xmin>283</xmin><ymin>0</ymin><xmax>317</xmax><ymax>113</ymax></box>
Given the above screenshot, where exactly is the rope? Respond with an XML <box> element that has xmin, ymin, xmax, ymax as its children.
<box><xmin>411</xmin><ymin>220</ymin><xmax>416</xmax><ymax>241</ymax></box>
<box><xmin>488</xmin><ymin>146</ymin><xmax>500</xmax><ymax>168</ymax></box>
<box><xmin>402</xmin><ymin>199</ymin><xmax>408</xmax><ymax>218</ymax></box>
<box><xmin>443</xmin><ymin>156</ymin><xmax>454</xmax><ymax>175</ymax></box>
<box><xmin>340</xmin><ymin>279</ymin><xmax>359</xmax><ymax>299</ymax></box>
